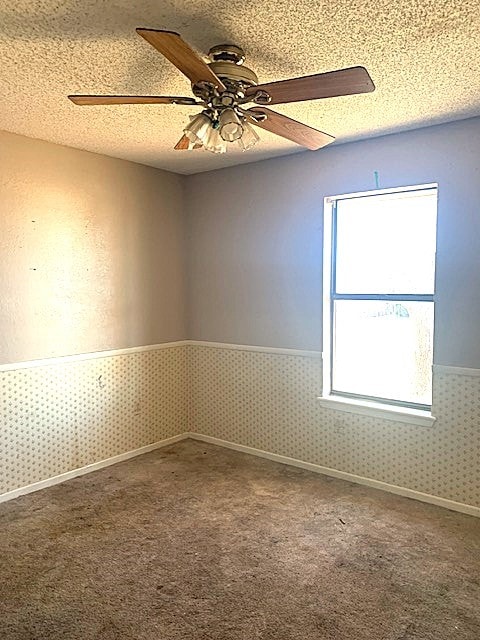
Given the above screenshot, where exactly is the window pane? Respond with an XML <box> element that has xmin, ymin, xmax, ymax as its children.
<box><xmin>335</xmin><ymin>190</ymin><xmax>437</xmax><ymax>294</ymax></box>
<box><xmin>332</xmin><ymin>300</ymin><xmax>434</xmax><ymax>406</ymax></box>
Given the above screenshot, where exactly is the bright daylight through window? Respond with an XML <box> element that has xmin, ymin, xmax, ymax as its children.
<box><xmin>323</xmin><ymin>185</ymin><xmax>438</xmax><ymax>411</ymax></box>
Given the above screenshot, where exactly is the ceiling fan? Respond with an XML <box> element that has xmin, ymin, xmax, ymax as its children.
<box><xmin>68</xmin><ymin>28</ymin><xmax>375</xmax><ymax>154</ymax></box>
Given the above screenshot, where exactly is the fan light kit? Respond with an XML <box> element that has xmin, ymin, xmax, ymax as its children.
<box><xmin>68</xmin><ymin>29</ymin><xmax>375</xmax><ymax>155</ymax></box>
<box><xmin>183</xmin><ymin>108</ymin><xmax>260</xmax><ymax>153</ymax></box>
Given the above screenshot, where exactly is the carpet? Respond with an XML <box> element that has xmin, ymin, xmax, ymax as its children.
<box><xmin>1</xmin><ymin>439</ymin><xmax>479</xmax><ymax>639</ymax></box>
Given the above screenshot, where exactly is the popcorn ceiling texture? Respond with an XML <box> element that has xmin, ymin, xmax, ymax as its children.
<box><xmin>1</xmin><ymin>1</ymin><xmax>479</xmax><ymax>174</ymax></box>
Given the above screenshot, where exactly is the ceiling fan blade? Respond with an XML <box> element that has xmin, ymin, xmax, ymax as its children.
<box><xmin>136</xmin><ymin>28</ymin><xmax>226</xmax><ymax>90</ymax></box>
<box><xmin>174</xmin><ymin>135</ymin><xmax>202</xmax><ymax>150</ymax></box>
<box><xmin>246</xmin><ymin>66</ymin><xmax>374</xmax><ymax>105</ymax></box>
<box><xmin>68</xmin><ymin>95</ymin><xmax>199</xmax><ymax>106</ymax></box>
<box><xmin>246</xmin><ymin>107</ymin><xmax>334</xmax><ymax>150</ymax></box>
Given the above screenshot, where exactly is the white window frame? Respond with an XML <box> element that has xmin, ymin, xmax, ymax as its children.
<box><xmin>318</xmin><ymin>183</ymin><xmax>437</xmax><ymax>427</ymax></box>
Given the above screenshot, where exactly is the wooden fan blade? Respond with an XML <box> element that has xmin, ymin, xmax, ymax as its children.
<box><xmin>247</xmin><ymin>107</ymin><xmax>334</xmax><ymax>150</ymax></box>
<box><xmin>136</xmin><ymin>28</ymin><xmax>226</xmax><ymax>90</ymax></box>
<box><xmin>246</xmin><ymin>66</ymin><xmax>374</xmax><ymax>105</ymax></box>
<box><xmin>174</xmin><ymin>135</ymin><xmax>202</xmax><ymax>150</ymax></box>
<box><xmin>68</xmin><ymin>95</ymin><xmax>199</xmax><ymax>106</ymax></box>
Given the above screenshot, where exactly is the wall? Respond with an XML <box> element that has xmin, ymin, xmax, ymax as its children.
<box><xmin>186</xmin><ymin>117</ymin><xmax>480</xmax><ymax>510</ymax></box>
<box><xmin>0</xmin><ymin>131</ymin><xmax>188</xmax><ymax>495</ymax></box>
<box><xmin>0</xmin><ymin>130</ymin><xmax>187</xmax><ymax>365</ymax></box>
<box><xmin>186</xmin><ymin>116</ymin><xmax>480</xmax><ymax>368</ymax></box>
<box><xmin>2</xmin><ymin>119</ymin><xmax>479</xmax><ymax>511</ymax></box>
<box><xmin>1</xmin><ymin>345</ymin><xmax>188</xmax><ymax>497</ymax></box>
<box><xmin>188</xmin><ymin>344</ymin><xmax>480</xmax><ymax>510</ymax></box>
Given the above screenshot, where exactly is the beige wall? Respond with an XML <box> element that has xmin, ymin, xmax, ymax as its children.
<box><xmin>0</xmin><ymin>131</ymin><xmax>187</xmax><ymax>365</ymax></box>
<box><xmin>185</xmin><ymin>116</ymin><xmax>480</xmax><ymax>368</ymax></box>
<box><xmin>2</xmin><ymin>120</ymin><xmax>479</xmax><ymax>509</ymax></box>
<box><xmin>4</xmin><ymin>118</ymin><xmax>479</xmax><ymax>367</ymax></box>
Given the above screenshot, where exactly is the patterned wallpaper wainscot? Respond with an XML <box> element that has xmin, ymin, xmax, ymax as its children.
<box><xmin>188</xmin><ymin>343</ymin><xmax>480</xmax><ymax>512</ymax></box>
<box><xmin>0</xmin><ymin>344</ymin><xmax>188</xmax><ymax>498</ymax></box>
<box><xmin>2</xmin><ymin>341</ymin><xmax>479</xmax><ymax>516</ymax></box>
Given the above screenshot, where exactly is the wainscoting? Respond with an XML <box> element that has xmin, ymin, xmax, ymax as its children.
<box><xmin>1</xmin><ymin>341</ymin><xmax>479</xmax><ymax>515</ymax></box>
<box><xmin>188</xmin><ymin>342</ymin><xmax>480</xmax><ymax>513</ymax></box>
<box><xmin>0</xmin><ymin>343</ymin><xmax>188</xmax><ymax>498</ymax></box>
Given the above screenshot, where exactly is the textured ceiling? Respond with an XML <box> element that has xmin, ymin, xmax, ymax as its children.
<box><xmin>1</xmin><ymin>1</ymin><xmax>479</xmax><ymax>174</ymax></box>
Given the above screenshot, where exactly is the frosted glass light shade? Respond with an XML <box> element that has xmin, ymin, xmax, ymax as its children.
<box><xmin>237</xmin><ymin>121</ymin><xmax>260</xmax><ymax>150</ymax></box>
<box><xmin>204</xmin><ymin>126</ymin><xmax>227</xmax><ymax>154</ymax></box>
<box><xmin>219</xmin><ymin>108</ymin><xmax>244</xmax><ymax>142</ymax></box>
<box><xmin>184</xmin><ymin>112</ymin><xmax>212</xmax><ymax>145</ymax></box>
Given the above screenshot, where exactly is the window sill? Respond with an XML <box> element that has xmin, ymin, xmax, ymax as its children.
<box><xmin>317</xmin><ymin>395</ymin><xmax>436</xmax><ymax>427</ymax></box>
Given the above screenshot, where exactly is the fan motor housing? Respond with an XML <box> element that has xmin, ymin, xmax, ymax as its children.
<box><xmin>208</xmin><ymin>61</ymin><xmax>258</xmax><ymax>86</ymax></box>
<box><xmin>207</xmin><ymin>44</ymin><xmax>258</xmax><ymax>87</ymax></box>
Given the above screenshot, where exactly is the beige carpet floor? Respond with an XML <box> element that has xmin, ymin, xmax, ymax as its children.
<box><xmin>1</xmin><ymin>438</ymin><xmax>479</xmax><ymax>639</ymax></box>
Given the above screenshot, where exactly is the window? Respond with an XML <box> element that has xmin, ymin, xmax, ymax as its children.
<box><xmin>322</xmin><ymin>184</ymin><xmax>438</xmax><ymax>418</ymax></box>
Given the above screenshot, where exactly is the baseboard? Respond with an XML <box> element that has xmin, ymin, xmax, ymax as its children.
<box><xmin>185</xmin><ymin>433</ymin><xmax>480</xmax><ymax>518</ymax></box>
<box><xmin>0</xmin><ymin>433</ymin><xmax>188</xmax><ymax>504</ymax></box>
<box><xmin>2</xmin><ymin>430</ymin><xmax>479</xmax><ymax>518</ymax></box>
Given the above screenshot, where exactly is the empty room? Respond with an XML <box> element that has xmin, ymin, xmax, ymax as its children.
<box><xmin>1</xmin><ymin>1</ymin><xmax>479</xmax><ymax>638</ymax></box>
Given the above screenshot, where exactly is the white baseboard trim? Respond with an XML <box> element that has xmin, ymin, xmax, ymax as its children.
<box><xmin>0</xmin><ymin>434</ymin><xmax>187</xmax><ymax>504</ymax></box>
<box><xmin>2</xmin><ymin>431</ymin><xmax>479</xmax><ymax>519</ymax></box>
<box><xmin>185</xmin><ymin>433</ymin><xmax>480</xmax><ymax>518</ymax></box>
